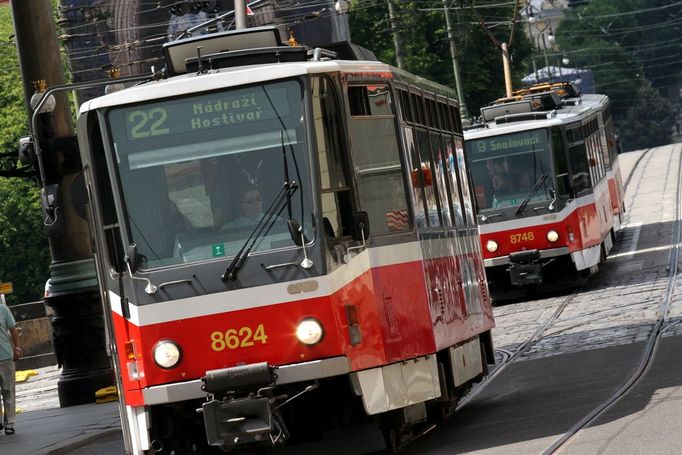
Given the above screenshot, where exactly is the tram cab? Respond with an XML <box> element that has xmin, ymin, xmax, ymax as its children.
<box><xmin>464</xmin><ymin>83</ymin><xmax>623</xmax><ymax>299</ymax></box>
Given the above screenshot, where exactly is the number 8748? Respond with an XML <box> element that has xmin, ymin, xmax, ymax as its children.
<box><xmin>510</xmin><ymin>232</ymin><xmax>535</xmax><ymax>244</ymax></box>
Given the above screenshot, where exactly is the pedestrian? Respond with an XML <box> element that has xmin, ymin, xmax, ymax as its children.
<box><xmin>0</xmin><ymin>297</ymin><xmax>21</xmax><ymax>435</ymax></box>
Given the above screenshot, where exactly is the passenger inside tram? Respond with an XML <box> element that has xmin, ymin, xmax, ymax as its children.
<box><xmin>223</xmin><ymin>187</ymin><xmax>264</xmax><ymax>229</ymax></box>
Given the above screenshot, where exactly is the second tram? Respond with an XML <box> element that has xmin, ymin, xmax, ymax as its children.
<box><xmin>71</xmin><ymin>27</ymin><xmax>494</xmax><ymax>454</ymax></box>
<box><xmin>464</xmin><ymin>82</ymin><xmax>624</xmax><ymax>300</ymax></box>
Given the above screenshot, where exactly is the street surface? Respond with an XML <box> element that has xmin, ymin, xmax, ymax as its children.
<box><xmin>12</xmin><ymin>144</ymin><xmax>682</xmax><ymax>454</ymax></box>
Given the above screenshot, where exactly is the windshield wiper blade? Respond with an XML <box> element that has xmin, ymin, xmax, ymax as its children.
<box><xmin>221</xmin><ymin>180</ymin><xmax>298</xmax><ymax>281</ymax></box>
<box><xmin>515</xmin><ymin>173</ymin><xmax>548</xmax><ymax>216</ymax></box>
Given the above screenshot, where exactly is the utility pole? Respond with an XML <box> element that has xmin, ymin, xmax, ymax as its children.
<box><xmin>501</xmin><ymin>43</ymin><xmax>513</xmax><ymax>97</ymax></box>
<box><xmin>442</xmin><ymin>0</ymin><xmax>468</xmax><ymax>118</ymax></box>
<box><xmin>10</xmin><ymin>0</ymin><xmax>113</xmax><ymax>407</ymax></box>
<box><xmin>387</xmin><ymin>0</ymin><xmax>405</xmax><ymax>69</ymax></box>
<box><xmin>234</xmin><ymin>0</ymin><xmax>247</xmax><ymax>29</ymax></box>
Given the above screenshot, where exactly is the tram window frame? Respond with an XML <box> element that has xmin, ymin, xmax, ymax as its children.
<box><xmin>398</xmin><ymin>89</ymin><xmax>413</xmax><ymax>123</ymax></box>
<box><xmin>566</xmin><ymin>124</ymin><xmax>591</xmax><ymax>195</ymax></box>
<box><xmin>440</xmin><ymin>101</ymin><xmax>469</xmax><ymax>225</ymax></box>
<box><xmin>426</xmin><ymin>98</ymin><xmax>439</xmax><ymax>129</ymax></box>
<box><xmin>347</xmin><ymin>83</ymin><xmax>411</xmax><ymax>236</ymax></box>
<box><xmin>449</xmin><ymin>104</ymin><xmax>463</xmax><ymax>134</ymax></box>
<box><xmin>552</xmin><ymin>127</ymin><xmax>570</xmax><ymax>197</ymax></box>
<box><xmin>597</xmin><ymin>113</ymin><xmax>612</xmax><ymax>171</ymax></box>
<box><xmin>415</xmin><ymin>128</ymin><xmax>443</xmax><ymax>229</ymax></box>
<box><xmin>585</xmin><ymin>118</ymin><xmax>605</xmax><ymax>183</ymax></box>
<box><xmin>396</xmin><ymin>84</ymin><xmax>472</xmax><ymax>229</ymax></box>
<box><xmin>90</xmin><ymin>113</ymin><xmax>126</xmax><ymax>273</ymax></box>
<box><xmin>411</xmin><ymin>92</ymin><xmax>426</xmax><ymax>126</ymax></box>
<box><xmin>439</xmin><ymin>102</ymin><xmax>451</xmax><ymax>132</ymax></box>
<box><xmin>312</xmin><ymin>75</ymin><xmax>355</xmax><ymax>239</ymax></box>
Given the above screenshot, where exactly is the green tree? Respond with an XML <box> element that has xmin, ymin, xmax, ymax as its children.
<box><xmin>555</xmin><ymin>0</ymin><xmax>681</xmax><ymax>147</ymax></box>
<box><xmin>349</xmin><ymin>0</ymin><xmax>532</xmax><ymax>118</ymax></box>
<box><xmin>0</xmin><ymin>178</ymin><xmax>50</xmax><ymax>304</ymax></box>
<box><xmin>0</xmin><ymin>5</ymin><xmax>50</xmax><ymax>304</ymax></box>
<box><xmin>621</xmin><ymin>80</ymin><xmax>675</xmax><ymax>151</ymax></box>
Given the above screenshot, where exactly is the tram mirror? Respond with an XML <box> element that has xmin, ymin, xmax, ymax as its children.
<box><xmin>125</xmin><ymin>243</ymin><xmax>139</xmax><ymax>274</ymax></box>
<box><xmin>287</xmin><ymin>219</ymin><xmax>304</xmax><ymax>246</ymax></box>
<box><xmin>40</xmin><ymin>184</ymin><xmax>65</xmax><ymax>235</ymax></box>
<box><xmin>548</xmin><ymin>188</ymin><xmax>557</xmax><ymax>211</ymax></box>
<box><xmin>351</xmin><ymin>211</ymin><xmax>370</xmax><ymax>242</ymax></box>
<box><xmin>556</xmin><ymin>173</ymin><xmax>572</xmax><ymax>197</ymax></box>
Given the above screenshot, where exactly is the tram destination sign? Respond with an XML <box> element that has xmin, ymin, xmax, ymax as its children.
<box><xmin>472</xmin><ymin>129</ymin><xmax>547</xmax><ymax>155</ymax></box>
<box><xmin>116</xmin><ymin>85</ymin><xmax>291</xmax><ymax>143</ymax></box>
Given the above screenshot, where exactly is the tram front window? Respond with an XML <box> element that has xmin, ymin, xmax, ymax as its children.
<box><xmin>107</xmin><ymin>80</ymin><xmax>312</xmax><ymax>269</ymax></box>
<box><xmin>465</xmin><ymin>129</ymin><xmax>554</xmax><ymax>213</ymax></box>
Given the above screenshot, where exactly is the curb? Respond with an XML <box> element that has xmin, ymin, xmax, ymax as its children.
<box><xmin>45</xmin><ymin>428</ymin><xmax>122</xmax><ymax>455</ymax></box>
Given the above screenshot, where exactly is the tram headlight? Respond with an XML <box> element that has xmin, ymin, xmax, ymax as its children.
<box><xmin>547</xmin><ymin>230</ymin><xmax>559</xmax><ymax>243</ymax></box>
<box><xmin>486</xmin><ymin>240</ymin><xmax>499</xmax><ymax>253</ymax></box>
<box><xmin>296</xmin><ymin>318</ymin><xmax>324</xmax><ymax>345</ymax></box>
<box><xmin>152</xmin><ymin>340</ymin><xmax>182</xmax><ymax>369</ymax></box>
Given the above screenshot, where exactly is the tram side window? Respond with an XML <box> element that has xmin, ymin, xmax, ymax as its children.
<box><xmin>597</xmin><ymin>114</ymin><xmax>611</xmax><ymax>171</ymax></box>
<box><xmin>312</xmin><ymin>76</ymin><xmax>353</xmax><ymax>238</ymax></box>
<box><xmin>584</xmin><ymin>119</ymin><xmax>605</xmax><ymax>184</ymax></box>
<box><xmin>89</xmin><ymin>114</ymin><xmax>125</xmax><ymax>272</ymax></box>
<box><xmin>552</xmin><ymin>127</ymin><xmax>570</xmax><ymax>197</ymax></box>
<box><xmin>348</xmin><ymin>85</ymin><xmax>410</xmax><ymax>235</ymax></box>
<box><xmin>453</xmin><ymin>136</ymin><xmax>475</xmax><ymax>225</ymax></box>
<box><xmin>567</xmin><ymin>126</ymin><xmax>591</xmax><ymax>194</ymax></box>
<box><xmin>415</xmin><ymin>129</ymin><xmax>441</xmax><ymax>228</ymax></box>
<box><xmin>431</xmin><ymin>131</ymin><xmax>456</xmax><ymax>227</ymax></box>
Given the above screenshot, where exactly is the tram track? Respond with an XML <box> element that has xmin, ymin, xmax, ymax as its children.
<box><xmin>542</xmin><ymin>144</ymin><xmax>682</xmax><ymax>454</ymax></box>
<box><xmin>455</xmin><ymin>149</ymin><xmax>657</xmax><ymax>414</ymax></box>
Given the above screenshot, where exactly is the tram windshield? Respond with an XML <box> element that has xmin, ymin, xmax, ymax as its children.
<box><xmin>107</xmin><ymin>79</ymin><xmax>312</xmax><ymax>269</ymax></box>
<box><xmin>465</xmin><ymin>129</ymin><xmax>553</xmax><ymax>213</ymax></box>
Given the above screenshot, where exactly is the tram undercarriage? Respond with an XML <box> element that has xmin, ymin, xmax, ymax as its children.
<box><xmin>486</xmin><ymin>254</ymin><xmax>587</xmax><ymax>302</ymax></box>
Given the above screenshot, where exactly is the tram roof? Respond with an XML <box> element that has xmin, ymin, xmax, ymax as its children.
<box><xmin>80</xmin><ymin>59</ymin><xmax>398</xmax><ymax>113</ymax></box>
<box><xmin>464</xmin><ymin>92</ymin><xmax>608</xmax><ymax>140</ymax></box>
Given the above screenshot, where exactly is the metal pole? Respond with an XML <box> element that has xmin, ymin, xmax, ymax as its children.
<box><xmin>540</xmin><ymin>33</ymin><xmax>551</xmax><ymax>82</ymax></box>
<box><xmin>234</xmin><ymin>0</ymin><xmax>247</xmax><ymax>29</ymax></box>
<box><xmin>387</xmin><ymin>0</ymin><xmax>405</xmax><ymax>69</ymax></box>
<box><xmin>502</xmin><ymin>43</ymin><xmax>513</xmax><ymax>98</ymax></box>
<box><xmin>10</xmin><ymin>0</ymin><xmax>114</xmax><ymax>407</ymax></box>
<box><xmin>442</xmin><ymin>0</ymin><xmax>468</xmax><ymax>118</ymax></box>
<box><xmin>526</xmin><ymin>7</ymin><xmax>538</xmax><ymax>83</ymax></box>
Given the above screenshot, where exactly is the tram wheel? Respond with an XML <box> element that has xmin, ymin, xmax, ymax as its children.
<box><xmin>379</xmin><ymin>411</ymin><xmax>403</xmax><ymax>454</ymax></box>
<box><xmin>382</xmin><ymin>427</ymin><xmax>401</xmax><ymax>454</ymax></box>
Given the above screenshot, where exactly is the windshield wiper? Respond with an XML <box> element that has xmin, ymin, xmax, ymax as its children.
<box><xmin>221</xmin><ymin>180</ymin><xmax>298</xmax><ymax>281</ymax></box>
<box><xmin>515</xmin><ymin>173</ymin><xmax>548</xmax><ymax>216</ymax></box>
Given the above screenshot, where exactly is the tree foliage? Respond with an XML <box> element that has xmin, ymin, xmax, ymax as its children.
<box><xmin>621</xmin><ymin>80</ymin><xmax>675</xmax><ymax>151</ymax></box>
<box><xmin>0</xmin><ymin>5</ymin><xmax>50</xmax><ymax>304</ymax></box>
<box><xmin>555</xmin><ymin>0</ymin><xmax>680</xmax><ymax>150</ymax></box>
<box><xmin>348</xmin><ymin>0</ymin><xmax>533</xmax><ymax>118</ymax></box>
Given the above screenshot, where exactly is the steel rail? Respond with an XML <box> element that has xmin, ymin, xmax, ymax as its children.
<box><xmin>543</xmin><ymin>144</ymin><xmax>682</xmax><ymax>454</ymax></box>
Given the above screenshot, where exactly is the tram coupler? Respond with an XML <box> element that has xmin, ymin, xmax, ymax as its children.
<box><xmin>200</xmin><ymin>362</ymin><xmax>285</xmax><ymax>449</ymax></box>
<box><xmin>202</xmin><ymin>395</ymin><xmax>276</xmax><ymax>448</ymax></box>
<box><xmin>202</xmin><ymin>362</ymin><xmax>275</xmax><ymax>393</ymax></box>
<box><xmin>508</xmin><ymin>249</ymin><xmax>542</xmax><ymax>286</ymax></box>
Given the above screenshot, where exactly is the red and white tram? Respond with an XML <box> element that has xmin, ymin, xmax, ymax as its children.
<box><xmin>464</xmin><ymin>82</ymin><xmax>624</xmax><ymax>300</ymax></box>
<box><xmin>73</xmin><ymin>27</ymin><xmax>494</xmax><ymax>454</ymax></box>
